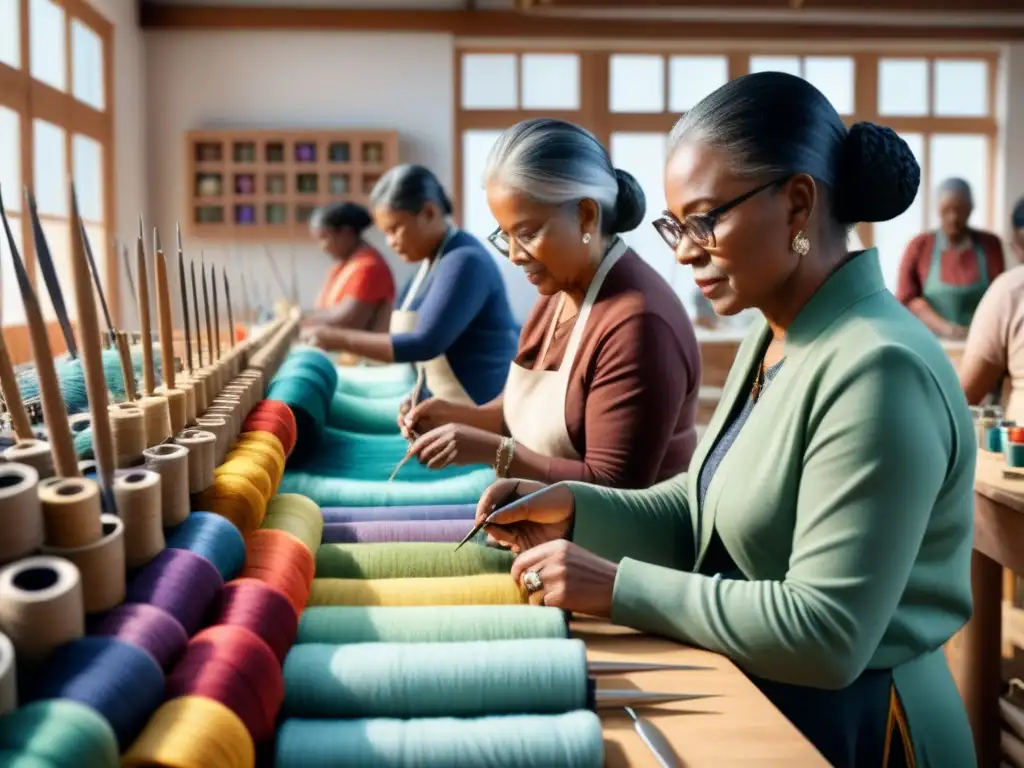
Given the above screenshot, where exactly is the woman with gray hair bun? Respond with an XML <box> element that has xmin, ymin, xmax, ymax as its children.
<box><xmin>401</xmin><ymin>118</ymin><xmax>701</xmax><ymax>489</ymax></box>
<box><xmin>897</xmin><ymin>176</ymin><xmax>1005</xmax><ymax>338</ymax></box>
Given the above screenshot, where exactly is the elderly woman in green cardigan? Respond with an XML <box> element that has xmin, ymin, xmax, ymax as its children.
<box><xmin>477</xmin><ymin>72</ymin><xmax>976</xmax><ymax>768</ymax></box>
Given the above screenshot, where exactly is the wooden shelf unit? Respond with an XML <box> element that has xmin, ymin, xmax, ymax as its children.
<box><xmin>185</xmin><ymin>129</ymin><xmax>400</xmax><ymax>240</ymax></box>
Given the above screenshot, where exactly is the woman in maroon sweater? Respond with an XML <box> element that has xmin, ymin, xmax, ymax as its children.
<box><xmin>401</xmin><ymin>118</ymin><xmax>701</xmax><ymax>489</ymax></box>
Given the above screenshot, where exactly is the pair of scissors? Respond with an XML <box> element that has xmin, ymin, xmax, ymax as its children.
<box><xmin>453</xmin><ymin>481</ymin><xmax>527</xmax><ymax>551</ymax></box>
<box><xmin>387</xmin><ymin>367</ymin><xmax>427</xmax><ymax>483</ymax></box>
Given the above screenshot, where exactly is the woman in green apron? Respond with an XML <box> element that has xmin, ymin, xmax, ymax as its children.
<box><xmin>896</xmin><ymin>177</ymin><xmax>1005</xmax><ymax>338</ymax></box>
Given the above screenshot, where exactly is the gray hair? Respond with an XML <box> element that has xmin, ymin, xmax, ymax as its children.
<box><xmin>483</xmin><ymin>118</ymin><xmax>645</xmax><ymax>234</ymax></box>
<box><xmin>937</xmin><ymin>177</ymin><xmax>973</xmax><ymax>208</ymax></box>
<box><xmin>370</xmin><ymin>164</ymin><xmax>453</xmax><ymax>216</ymax></box>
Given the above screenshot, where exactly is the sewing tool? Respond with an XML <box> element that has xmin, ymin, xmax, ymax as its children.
<box><xmin>190</xmin><ymin>259</ymin><xmax>204</xmax><ymax>368</ymax></box>
<box><xmin>79</xmin><ymin>220</ymin><xmax>117</xmax><ymax>347</ymax></box>
<box><xmin>454</xmin><ymin>481</ymin><xmax>528</xmax><ymax>551</ymax></box>
<box><xmin>153</xmin><ymin>229</ymin><xmax>191</xmax><ymax>430</ymax></box>
<box><xmin>134</xmin><ymin>225</ymin><xmax>172</xmax><ymax>445</ymax></box>
<box><xmin>121</xmin><ymin>238</ymin><xmax>140</xmax><ymax>330</ymax></box>
<box><xmin>26</xmin><ymin>190</ymin><xmax>77</xmax><ymax>358</ymax></box>
<box><xmin>625</xmin><ymin>706</ymin><xmax>683</xmax><ymax>768</ymax></box>
<box><xmin>224</xmin><ymin>268</ymin><xmax>237</xmax><ymax>349</ymax></box>
<box><xmin>176</xmin><ymin>226</ymin><xmax>194</xmax><ymax>376</ymax></box>
<box><xmin>211</xmin><ymin>262</ymin><xmax>222</xmax><ymax>362</ymax></box>
<box><xmin>387</xmin><ymin>366</ymin><xmax>426</xmax><ymax>482</ymax></box>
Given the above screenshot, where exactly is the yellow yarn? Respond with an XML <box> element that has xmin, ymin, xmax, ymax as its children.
<box><xmin>215</xmin><ymin>458</ymin><xmax>272</xmax><ymax>502</ymax></box>
<box><xmin>227</xmin><ymin>443</ymin><xmax>284</xmax><ymax>495</ymax></box>
<box><xmin>122</xmin><ymin>695</ymin><xmax>255</xmax><ymax>768</ymax></box>
<box><xmin>195</xmin><ymin>473</ymin><xmax>267</xmax><ymax>535</ymax></box>
<box><xmin>237</xmin><ymin>430</ymin><xmax>285</xmax><ymax>459</ymax></box>
<box><xmin>308</xmin><ymin>574</ymin><xmax>528</xmax><ymax>607</ymax></box>
<box><xmin>260</xmin><ymin>493</ymin><xmax>323</xmax><ymax>555</ymax></box>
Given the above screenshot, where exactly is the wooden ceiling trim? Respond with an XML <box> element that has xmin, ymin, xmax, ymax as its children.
<box><xmin>537</xmin><ymin>0</ymin><xmax>1024</xmax><ymax>11</ymax></box>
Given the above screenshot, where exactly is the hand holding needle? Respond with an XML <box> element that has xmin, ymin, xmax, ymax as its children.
<box><xmin>387</xmin><ymin>368</ymin><xmax>427</xmax><ymax>483</ymax></box>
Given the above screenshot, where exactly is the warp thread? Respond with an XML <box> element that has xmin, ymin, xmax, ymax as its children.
<box><xmin>125</xmin><ymin>547</ymin><xmax>224</xmax><ymax>635</ymax></box>
<box><xmin>164</xmin><ymin>511</ymin><xmax>246</xmax><ymax>582</ymax></box>
<box><xmin>86</xmin><ymin>602</ymin><xmax>188</xmax><ymax>670</ymax></box>
<box><xmin>314</xmin><ymin>542</ymin><xmax>515</xmax><ymax>580</ymax></box>
<box><xmin>334</xmin><ymin>361</ymin><xmax>416</xmax><ymax>398</ymax></box>
<box><xmin>327</xmin><ymin>390</ymin><xmax>406</xmax><ymax>434</ymax></box>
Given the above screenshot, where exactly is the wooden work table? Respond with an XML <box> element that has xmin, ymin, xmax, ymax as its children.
<box><xmin>962</xmin><ymin>450</ymin><xmax>1024</xmax><ymax>767</ymax></box>
<box><xmin>577</xmin><ymin>618</ymin><xmax>826</xmax><ymax>766</ymax></box>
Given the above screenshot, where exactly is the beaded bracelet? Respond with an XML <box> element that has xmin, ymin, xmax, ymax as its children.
<box><xmin>494</xmin><ymin>437</ymin><xmax>516</xmax><ymax>478</ymax></box>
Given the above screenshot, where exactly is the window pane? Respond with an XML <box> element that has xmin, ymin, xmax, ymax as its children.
<box><xmin>72</xmin><ymin>19</ymin><xmax>104</xmax><ymax>111</ymax></box>
<box><xmin>72</xmin><ymin>134</ymin><xmax>102</xmax><ymax>222</ymax></box>
<box><xmin>521</xmin><ymin>54</ymin><xmax>579</xmax><ymax>110</ymax></box>
<box><xmin>610</xmin><ymin>55</ymin><xmax>665</xmax><ymax>114</ymax></box>
<box><xmin>38</xmin><ymin>218</ymin><xmax>72</xmax><ymax>322</ymax></box>
<box><xmin>873</xmin><ymin>133</ymin><xmax>925</xmax><ymax>293</ymax></box>
<box><xmin>30</xmin><ymin>0</ymin><xmax>65</xmax><ymax>91</ymax></box>
<box><xmin>0</xmin><ymin>0</ymin><xmax>19</xmax><ymax>69</ymax></box>
<box><xmin>929</xmin><ymin>133</ymin><xmax>989</xmax><ymax>229</ymax></box>
<box><xmin>668</xmin><ymin>55</ymin><xmax>728</xmax><ymax>113</ymax></box>
<box><xmin>0</xmin><ymin>214</ymin><xmax>26</xmax><ymax>326</ymax></box>
<box><xmin>804</xmin><ymin>56</ymin><xmax>854</xmax><ymax>115</ymax></box>
<box><xmin>879</xmin><ymin>59</ymin><xmax>929</xmax><ymax>117</ymax></box>
<box><xmin>0</xmin><ymin>107</ymin><xmax>20</xmax><ymax>213</ymax></box>
<box><xmin>33</xmin><ymin>120</ymin><xmax>66</xmax><ymax>216</ymax></box>
<box><xmin>749</xmin><ymin>55</ymin><xmax>801</xmax><ymax>77</ymax></box>
<box><xmin>461</xmin><ymin>54</ymin><xmax>516</xmax><ymax>110</ymax></box>
<box><xmin>934</xmin><ymin>60</ymin><xmax>988</xmax><ymax>117</ymax></box>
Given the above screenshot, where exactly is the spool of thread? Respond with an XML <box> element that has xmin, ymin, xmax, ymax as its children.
<box><xmin>0</xmin><ymin>699</ymin><xmax>120</xmax><ymax>768</ymax></box>
<box><xmin>181</xmin><ymin>379</ymin><xmax>198</xmax><ymax>426</ymax></box>
<box><xmin>175</xmin><ymin>428</ymin><xmax>217</xmax><ymax>493</ymax></box>
<box><xmin>236</xmin><ymin>429</ymin><xmax>287</xmax><ymax>466</ymax></box>
<box><xmin>41</xmin><ymin>515</ymin><xmax>126</xmax><ymax>614</ymax></box>
<box><xmin>0</xmin><ymin>556</ymin><xmax>84</xmax><ymax>664</ymax></box>
<box><xmin>165</xmin><ymin>511</ymin><xmax>246</xmax><ymax>581</ymax></box>
<box><xmin>266</xmin><ymin>350</ymin><xmax>336</xmax><ymax>456</ymax></box>
<box><xmin>308</xmin><ymin>574</ymin><xmax>527</xmax><ymax>608</ymax></box>
<box><xmin>108</xmin><ymin>403</ymin><xmax>147</xmax><ymax>468</ymax></box>
<box><xmin>1</xmin><ymin>440</ymin><xmax>54</xmax><ymax>480</ymax></box>
<box><xmin>211</xmin><ymin>395</ymin><xmax>244</xmax><ymax>425</ymax></box>
<box><xmin>238</xmin><ymin>368</ymin><xmax>265</xmax><ymax>398</ymax></box>
<box><xmin>164</xmin><ymin>624</ymin><xmax>284</xmax><ymax>743</ymax></box>
<box><xmin>125</xmin><ymin>547</ymin><xmax>224</xmax><ymax>635</ymax></box>
<box><xmin>206</xmin><ymin>404</ymin><xmax>240</xmax><ymax>440</ymax></box>
<box><xmin>223</xmin><ymin>382</ymin><xmax>254</xmax><ymax>412</ymax></box>
<box><xmin>275</xmin><ymin>711</ymin><xmax>605</xmax><ymax>768</ymax></box>
<box><xmin>137</xmin><ymin>396</ymin><xmax>172</xmax><ymax>446</ymax></box>
<box><xmin>155</xmin><ymin>387</ymin><xmax>189</xmax><ymax>435</ymax></box>
<box><xmin>0</xmin><ymin>631</ymin><xmax>14</xmax><ymax>715</ymax></box>
<box><xmin>240</xmin><ymin>529</ymin><xmax>314</xmax><ymax>617</ymax></box>
<box><xmin>113</xmin><ymin>470</ymin><xmax>165</xmax><ymax>568</ymax></box>
<box><xmin>321</xmin><ymin>504</ymin><xmax>477</xmax><ymax>523</ymax></box>
<box><xmin>315</xmin><ymin>542</ymin><xmax>515</xmax><ymax>580</ymax></box>
<box><xmin>0</xmin><ymin>463</ymin><xmax>43</xmax><ymax>564</ymax></box>
<box><xmin>143</xmin><ymin>443</ymin><xmax>191</xmax><ymax>527</ymax></box>
<box><xmin>195</xmin><ymin>416</ymin><xmax>230</xmax><ymax>463</ymax></box>
<box><xmin>322</xmin><ymin>519</ymin><xmax>474</xmax><ymax>544</ymax></box>
<box><xmin>37</xmin><ymin>477</ymin><xmax>103</xmax><ymax>549</ymax></box>
<box><xmin>226</xmin><ymin>439</ymin><xmax>285</xmax><ymax>498</ymax></box>
<box><xmin>25</xmin><ymin>636</ymin><xmax>165</xmax><ymax>749</ymax></box>
<box><xmin>86</xmin><ymin>602</ymin><xmax>188</xmax><ymax>670</ymax></box>
<box><xmin>216</xmin><ymin>456</ymin><xmax>272</xmax><ymax>502</ymax></box>
<box><xmin>69</xmin><ymin>412</ymin><xmax>92</xmax><ymax>435</ymax></box>
<box><xmin>297</xmin><ymin>605</ymin><xmax>568</xmax><ymax>645</ymax></box>
<box><xmin>190</xmin><ymin>372</ymin><xmax>209</xmax><ymax>415</ymax></box>
<box><xmin>260</xmin><ymin>493</ymin><xmax>323</xmax><ymax>554</ymax></box>
<box><xmin>194</xmin><ymin>473</ymin><xmax>267</xmax><ymax>536</ymax></box>
<box><xmin>245</xmin><ymin>398</ymin><xmax>297</xmax><ymax>449</ymax></box>
<box><xmin>122</xmin><ymin>696</ymin><xmax>255</xmax><ymax>768</ymax></box>
<box><xmin>212</xmin><ymin>578</ymin><xmax>299</xmax><ymax>663</ymax></box>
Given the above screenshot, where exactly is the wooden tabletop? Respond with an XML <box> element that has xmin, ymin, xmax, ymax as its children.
<box><xmin>974</xmin><ymin>451</ymin><xmax>1024</xmax><ymax>574</ymax></box>
<box><xmin>976</xmin><ymin>449</ymin><xmax>1024</xmax><ymax>514</ymax></box>
<box><xmin>575</xmin><ymin>618</ymin><xmax>827</xmax><ymax>767</ymax></box>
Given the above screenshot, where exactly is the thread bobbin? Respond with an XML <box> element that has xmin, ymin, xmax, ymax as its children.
<box><xmin>0</xmin><ymin>462</ymin><xmax>43</xmax><ymax>565</ymax></box>
<box><xmin>137</xmin><ymin>396</ymin><xmax>172</xmax><ymax>447</ymax></box>
<box><xmin>174</xmin><ymin>429</ymin><xmax>217</xmax><ymax>493</ymax></box>
<box><xmin>3</xmin><ymin>440</ymin><xmax>54</xmax><ymax>480</ymax></box>
<box><xmin>143</xmin><ymin>444</ymin><xmax>191</xmax><ymax>527</ymax></box>
<box><xmin>195</xmin><ymin>417</ymin><xmax>230</xmax><ymax>464</ymax></box>
<box><xmin>113</xmin><ymin>469</ymin><xmax>165</xmax><ymax>569</ymax></box>
<box><xmin>41</xmin><ymin>515</ymin><xmax>126</xmax><ymax>614</ymax></box>
<box><xmin>109</xmin><ymin>403</ymin><xmax>147</xmax><ymax>469</ymax></box>
<box><xmin>155</xmin><ymin>387</ymin><xmax>189</xmax><ymax>436</ymax></box>
<box><xmin>38</xmin><ymin>476</ymin><xmax>103</xmax><ymax>549</ymax></box>
<box><xmin>0</xmin><ymin>556</ymin><xmax>84</xmax><ymax>665</ymax></box>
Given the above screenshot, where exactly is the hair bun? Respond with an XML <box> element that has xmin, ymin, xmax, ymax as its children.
<box><xmin>611</xmin><ymin>169</ymin><xmax>646</xmax><ymax>233</ymax></box>
<box><xmin>835</xmin><ymin>122</ymin><xmax>920</xmax><ymax>224</ymax></box>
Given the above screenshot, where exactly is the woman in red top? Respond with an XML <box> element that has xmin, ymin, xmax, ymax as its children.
<box><xmin>304</xmin><ymin>202</ymin><xmax>395</xmax><ymax>332</ymax></box>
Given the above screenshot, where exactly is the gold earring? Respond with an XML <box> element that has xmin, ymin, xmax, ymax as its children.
<box><xmin>791</xmin><ymin>230</ymin><xmax>810</xmax><ymax>257</ymax></box>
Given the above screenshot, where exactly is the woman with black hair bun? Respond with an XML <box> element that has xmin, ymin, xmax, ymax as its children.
<box><xmin>472</xmin><ymin>73</ymin><xmax>976</xmax><ymax>767</ymax></box>
<box><xmin>304</xmin><ymin>201</ymin><xmax>395</xmax><ymax>333</ymax></box>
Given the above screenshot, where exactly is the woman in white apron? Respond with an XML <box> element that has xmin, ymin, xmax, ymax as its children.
<box><xmin>303</xmin><ymin>164</ymin><xmax>518</xmax><ymax>406</ymax></box>
<box><xmin>401</xmin><ymin>119</ymin><xmax>701</xmax><ymax>490</ymax></box>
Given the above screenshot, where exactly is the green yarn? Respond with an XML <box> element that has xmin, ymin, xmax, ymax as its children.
<box><xmin>335</xmin><ymin>363</ymin><xmax>416</xmax><ymax>397</ymax></box>
<box><xmin>275</xmin><ymin>711</ymin><xmax>605</xmax><ymax>768</ymax></box>
<box><xmin>260</xmin><ymin>493</ymin><xmax>324</xmax><ymax>554</ymax></box>
<box><xmin>73</xmin><ymin>427</ymin><xmax>95</xmax><ymax>460</ymax></box>
<box><xmin>327</xmin><ymin>391</ymin><xmax>406</xmax><ymax>434</ymax></box>
<box><xmin>297</xmin><ymin>605</ymin><xmax>569</xmax><ymax>644</ymax></box>
<box><xmin>283</xmin><ymin>638</ymin><xmax>589</xmax><ymax>718</ymax></box>
<box><xmin>315</xmin><ymin>542</ymin><xmax>515</xmax><ymax>579</ymax></box>
<box><xmin>0</xmin><ymin>752</ymin><xmax>53</xmax><ymax>767</ymax></box>
<box><xmin>279</xmin><ymin>465</ymin><xmax>496</xmax><ymax>507</ymax></box>
<box><xmin>0</xmin><ymin>700</ymin><xmax>120</xmax><ymax>768</ymax></box>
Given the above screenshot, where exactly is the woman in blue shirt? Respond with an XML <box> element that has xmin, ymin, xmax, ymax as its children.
<box><xmin>303</xmin><ymin>164</ymin><xmax>518</xmax><ymax>407</ymax></box>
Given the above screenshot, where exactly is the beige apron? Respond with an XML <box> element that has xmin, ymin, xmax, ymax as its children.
<box><xmin>389</xmin><ymin>230</ymin><xmax>475</xmax><ymax>406</ymax></box>
<box><xmin>503</xmin><ymin>239</ymin><xmax>627</xmax><ymax>458</ymax></box>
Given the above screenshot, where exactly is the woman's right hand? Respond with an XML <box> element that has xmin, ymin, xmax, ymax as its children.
<box><xmin>475</xmin><ymin>480</ymin><xmax>575</xmax><ymax>554</ymax></box>
<box><xmin>398</xmin><ymin>397</ymin><xmax>456</xmax><ymax>439</ymax></box>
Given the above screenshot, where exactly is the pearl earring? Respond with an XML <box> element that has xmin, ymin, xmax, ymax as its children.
<box><xmin>582</xmin><ymin>233</ymin><xmax>591</xmax><ymax>245</ymax></box>
<box><xmin>791</xmin><ymin>230</ymin><xmax>810</xmax><ymax>257</ymax></box>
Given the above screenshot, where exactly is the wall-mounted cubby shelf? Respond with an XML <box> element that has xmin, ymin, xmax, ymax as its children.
<box><xmin>185</xmin><ymin>129</ymin><xmax>400</xmax><ymax>240</ymax></box>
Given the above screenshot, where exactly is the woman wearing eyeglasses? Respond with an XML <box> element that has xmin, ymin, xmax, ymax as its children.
<box><xmin>471</xmin><ymin>73</ymin><xmax>975</xmax><ymax>767</ymax></box>
<box><xmin>302</xmin><ymin>164</ymin><xmax>519</xmax><ymax>407</ymax></box>
<box><xmin>400</xmin><ymin>118</ymin><xmax>700</xmax><ymax>488</ymax></box>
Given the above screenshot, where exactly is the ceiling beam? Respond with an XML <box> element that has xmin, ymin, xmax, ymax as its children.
<box><xmin>138</xmin><ymin>5</ymin><xmax>1024</xmax><ymax>39</ymax></box>
<box><xmin>540</xmin><ymin>0</ymin><xmax>1024</xmax><ymax>12</ymax></box>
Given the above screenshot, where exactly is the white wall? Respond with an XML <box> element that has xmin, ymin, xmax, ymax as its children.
<box><xmin>997</xmin><ymin>43</ymin><xmax>1024</xmax><ymax>263</ymax></box>
<box><xmin>144</xmin><ymin>30</ymin><xmax>454</xmax><ymax>321</ymax></box>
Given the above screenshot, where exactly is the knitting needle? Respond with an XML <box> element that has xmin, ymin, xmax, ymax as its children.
<box><xmin>153</xmin><ymin>230</ymin><xmax>177</xmax><ymax>396</ymax></box>
<box><xmin>454</xmin><ymin>481</ymin><xmax>538</xmax><ymax>551</ymax></box>
<box><xmin>190</xmin><ymin>260</ymin><xmax>204</xmax><ymax>369</ymax></box>
<box><xmin>0</xmin><ymin>189</ymin><xmax>35</xmax><ymax>441</ymax></box>
<box><xmin>79</xmin><ymin>220</ymin><xmax>116</xmax><ymax>348</ymax></box>
<box><xmin>625</xmin><ymin>706</ymin><xmax>683</xmax><ymax>768</ymax></box>
<box><xmin>201</xmin><ymin>255</ymin><xmax>214</xmax><ymax>365</ymax></box>
<box><xmin>223</xmin><ymin>268</ymin><xmax>237</xmax><ymax>348</ymax></box>
<box><xmin>26</xmin><ymin>189</ymin><xmax>77</xmax><ymax>358</ymax></box>
<box><xmin>176</xmin><ymin>226</ymin><xmax>193</xmax><ymax>376</ymax></box>
<box><xmin>387</xmin><ymin>367</ymin><xmax>427</xmax><ymax>483</ymax></box>
<box><xmin>211</xmin><ymin>263</ymin><xmax>222</xmax><ymax>361</ymax></box>
<box><xmin>589</xmin><ymin>660</ymin><xmax>711</xmax><ymax>675</ymax></box>
<box><xmin>594</xmin><ymin>691</ymin><xmax>714</xmax><ymax>708</ymax></box>
<box><xmin>137</xmin><ymin>221</ymin><xmax>156</xmax><ymax>396</ymax></box>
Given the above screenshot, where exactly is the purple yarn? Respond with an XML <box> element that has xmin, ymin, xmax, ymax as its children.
<box><xmin>321</xmin><ymin>504</ymin><xmax>477</xmax><ymax>523</ymax></box>
<box><xmin>322</xmin><ymin>519</ymin><xmax>474</xmax><ymax>544</ymax></box>
<box><xmin>125</xmin><ymin>548</ymin><xmax>224</xmax><ymax>635</ymax></box>
<box><xmin>87</xmin><ymin>602</ymin><xmax>189</xmax><ymax>670</ymax></box>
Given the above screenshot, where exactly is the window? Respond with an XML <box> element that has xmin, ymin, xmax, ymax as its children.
<box><xmin>610</xmin><ymin>55</ymin><xmax>665</xmax><ymax>113</ymax></box>
<box><xmin>521</xmin><ymin>54</ymin><xmax>579</xmax><ymax>110</ymax></box>
<box><xmin>0</xmin><ymin>0</ymin><xmax>19</xmax><ymax>69</ymax></box>
<box><xmin>668</xmin><ymin>56</ymin><xmax>729</xmax><ymax>113</ymax></box>
<box><xmin>72</xmin><ymin>19</ymin><xmax>104</xmax><ymax>110</ymax></box>
<box><xmin>461</xmin><ymin>54</ymin><xmax>517</xmax><ymax>110</ymax></box>
<box><xmin>878</xmin><ymin>59</ymin><xmax>930</xmax><ymax>117</ymax></box>
<box><xmin>29</xmin><ymin>0</ymin><xmax>65</xmax><ymax>91</ymax></box>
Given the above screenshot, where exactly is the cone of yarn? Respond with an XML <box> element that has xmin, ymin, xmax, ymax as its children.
<box><xmin>240</xmin><ymin>529</ymin><xmax>315</xmax><ymax>617</ymax></box>
<box><xmin>0</xmin><ymin>699</ymin><xmax>119</xmax><ymax>768</ymax></box>
<box><xmin>215</xmin><ymin>458</ymin><xmax>272</xmax><ymax>503</ymax></box>
<box><xmin>86</xmin><ymin>602</ymin><xmax>189</xmax><ymax>670</ymax></box>
<box><xmin>194</xmin><ymin>473</ymin><xmax>267</xmax><ymax>536</ymax></box>
<box><xmin>125</xmin><ymin>547</ymin><xmax>224</xmax><ymax>635</ymax></box>
<box><xmin>122</xmin><ymin>696</ymin><xmax>255</xmax><ymax>768</ymax></box>
<box><xmin>259</xmin><ymin>493</ymin><xmax>323</xmax><ymax>554</ymax></box>
<box><xmin>211</xmin><ymin>578</ymin><xmax>299</xmax><ymax>663</ymax></box>
<box><xmin>164</xmin><ymin>511</ymin><xmax>247</xmax><ymax>581</ymax></box>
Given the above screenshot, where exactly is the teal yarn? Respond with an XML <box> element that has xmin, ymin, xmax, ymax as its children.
<box><xmin>283</xmin><ymin>638</ymin><xmax>589</xmax><ymax>718</ymax></box>
<box><xmin>315</xmin><ymin>542</ymin><xmax>515</xmax><ymax>579</ymax></box>
<box><xmin>327</xmin><ymin>391</ymin><xmax>406</xmax><ymax>434</ymax></box>
<box><xmin>269</xmin><ymin>347</ymin><xmax>339</xmax><ymax>456</ymax></box>
<box><xmin>74</xmin><ymin>426</ymin><xmax>95</xmax><ymax>460</ymax></box>
<box><xmin>335</xmin><ymin>363</ymin><xmax>416</xmax><ymax>397</ymax></box>
<box><xmin>275</xmin><ymin>710</ymin><xmax>604</xmax><ymax>768</ymax></box>
<box><xmin>297</xmin><ymin>605</ymin><xmax>569</xmax><ymax>644</ymax></box>
<box><xmin>0</xmin><ymin>699</ymin><xmax>120</xmax><ymax>768</ymax></box>
<box><xmin>279</xmin><ymin>465</ymin><xmax>496</xmax><ymax>507</ymax></box>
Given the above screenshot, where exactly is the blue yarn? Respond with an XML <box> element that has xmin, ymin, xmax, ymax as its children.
<box><xmin>320</xmin><ymin>504</ymin><xmax>477</xmax><ymax>523</ymax></box>
<box><xmin>24</xmin><ymin>636</ymin><xmax>165</xmax><ymax>749</ymax></box>
<box><xmin>279</xmin><ymin>466</ymin><xmax>496</xmax><ymax>507</ymax></box>
<box><xmin>269</xmin><ymin>348</ymin><xmax>339</xmax><ymax>456</ymax></box>
<box><xmin>0</xmin><ymin>700</ymin><xmax>120</xmax><ymax>768</ymax></box>
<box><xmin>335</xmin><ymin>363</ymin><xmax>417</xmax><ymax>398</ymax></box>
<box><xmin>327</xmin><ymin>391</ymin><xmax>407</xmax><ymax>434</ymax></box>
<box><xmin>164</xmin><ymin>511</ymin><xmax>247</xmax><ymax>581</ymax></box>
<box><xmin>275</xmin><ymin>711</ymin><xmax>605</xmax><ymax>768</ymax></box>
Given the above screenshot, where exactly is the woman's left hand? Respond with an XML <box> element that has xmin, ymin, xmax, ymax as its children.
<box><xmin>301</xmin><ymin>326</ymin><xmax>345</xmax><ymax>350</ymax></box>
<box><xmin>510</xmin><ymin>539</ymin><xmax>618</xmax><ymax>616</ymax></box>
<box><xmin>407</xmin><ymin>424</ymin><xmax>500</xmax><ymax>469</ymax></box>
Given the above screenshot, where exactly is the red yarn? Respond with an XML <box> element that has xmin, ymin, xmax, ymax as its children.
<box><xmin>212</xmin><ymin>578</ymin><xmax>298</xmax><ymax>663</ymax></box>
<box><xmin>164</xmin><ymin>624</ymin><xmax>283</xmax><ymax>742</ymax></box>
<box><xmin>243</xmin><ymin>400</ymin><xmax>297</xmax><ymax>456</ymax></box>
<box><xmin>240</xmin><ymin>529</ymin><xmax>314</xmax><ymax>618</ymax></box>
